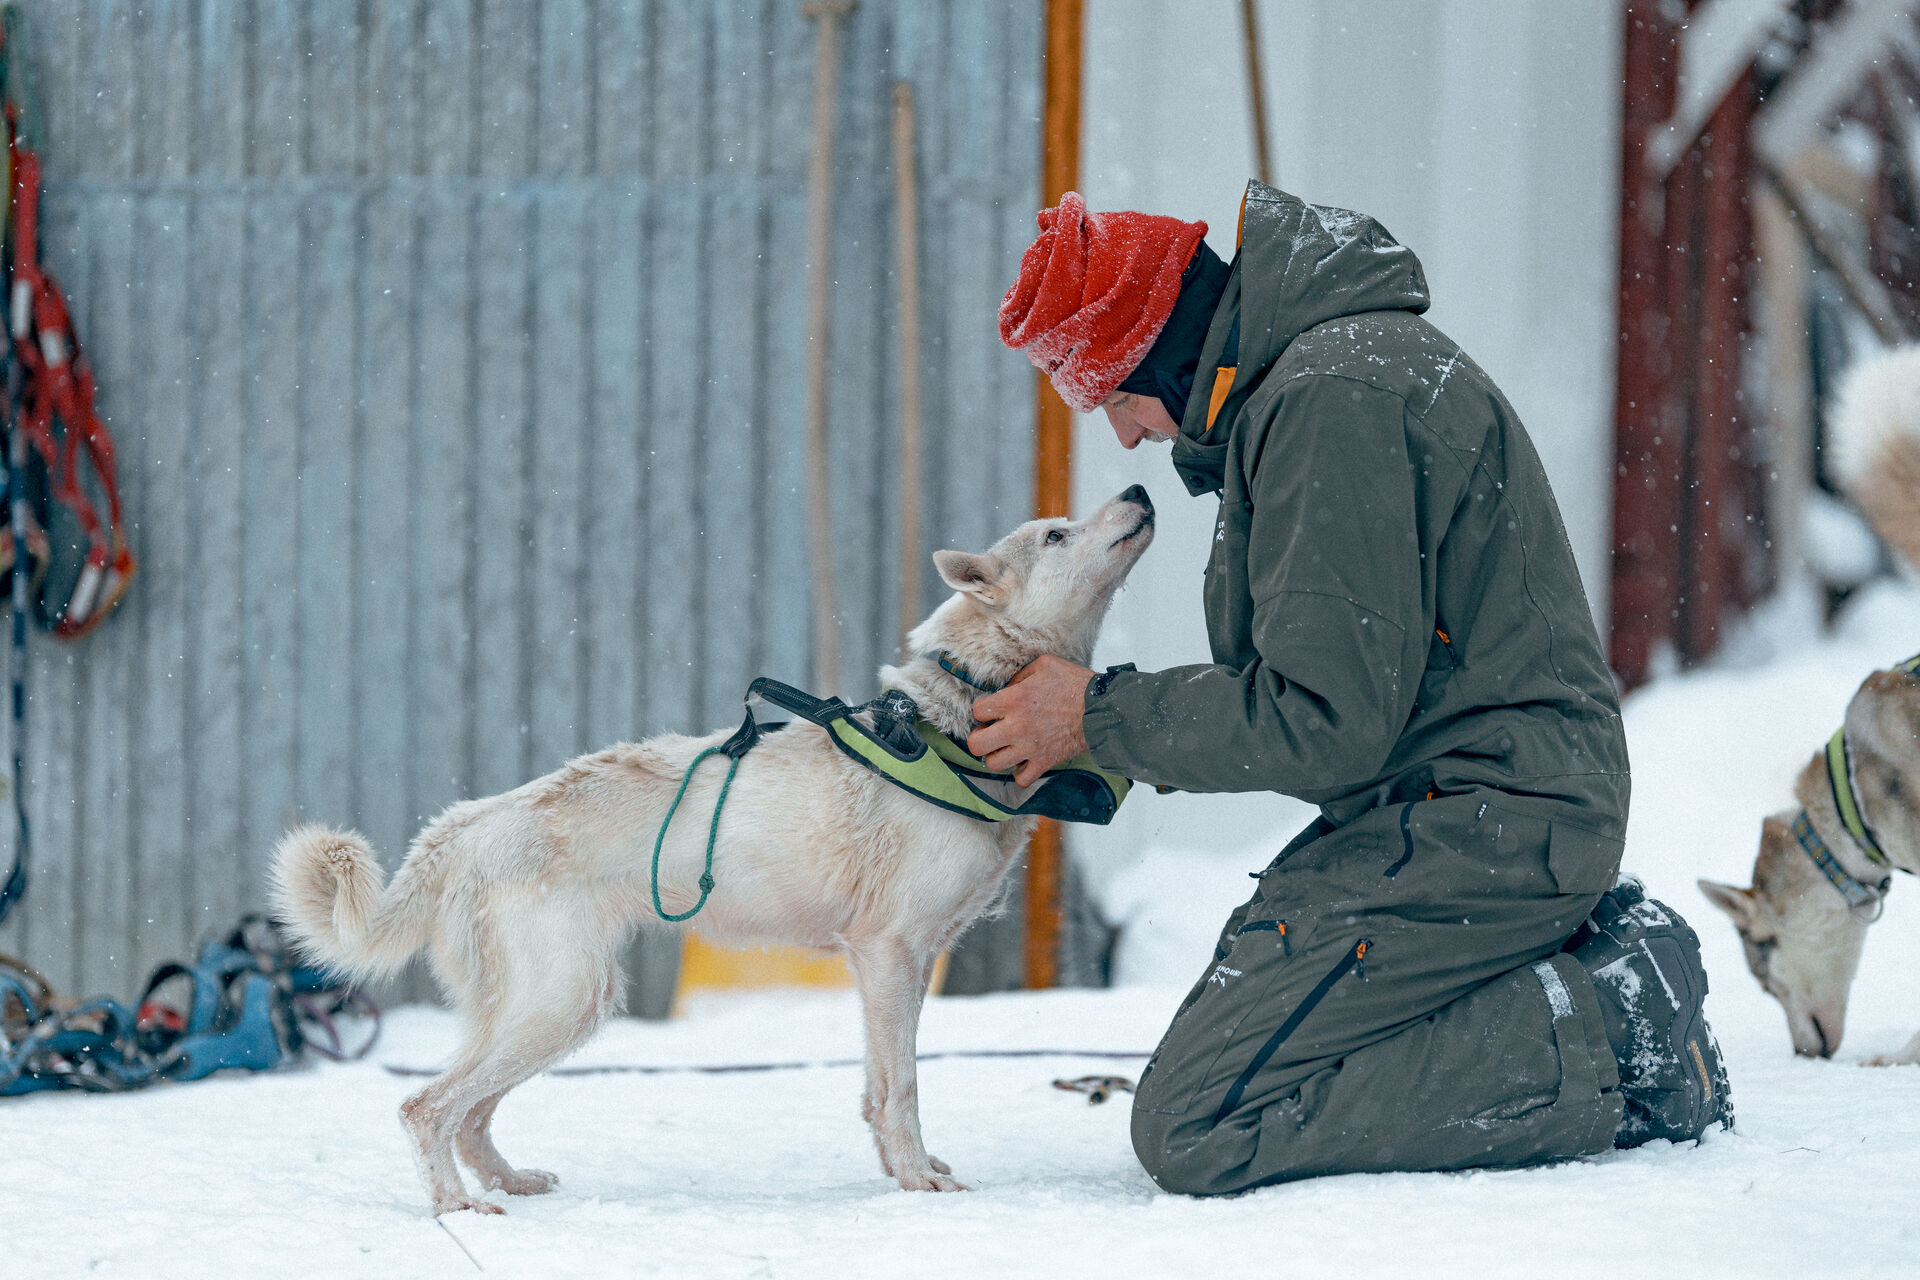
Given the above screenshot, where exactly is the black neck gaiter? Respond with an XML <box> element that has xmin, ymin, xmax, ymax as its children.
<box><xmin>1115</xmin><ymin>240</ymin><xmax>1231</xmax><ymax>425</ymax></box>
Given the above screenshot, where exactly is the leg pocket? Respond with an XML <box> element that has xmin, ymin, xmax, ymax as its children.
<box><xmin>1211</xmin><ymin>934</ymin><xmax>1371</xmax><ymax>1126</ymax></box>
<box><xmin>1133</xmin><ymin>914</ymin><xmax>1318</xmax><ymax>1118</ymax></box>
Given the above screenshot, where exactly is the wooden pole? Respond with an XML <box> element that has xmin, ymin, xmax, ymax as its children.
<box><xmin>803</xmin><ymin>0</ymin><xmax>856</xmax><ymax>695</ymax></box>
<box><xmin>893</xmin><ymin>81</ymin><xmax>923</xmax><ymax>654</ymax></box>
<box><xmin>1762</xmin><ymin>165</ymin><xmax>1912</xmax><ymax>347</ymax></box>
<box><xmin>1752</xmin><ymin>181</ymin><xmax>1813</xmax><ymax>589</ymax></box>
<box><xmin>1034</xmin><ymin>0</ymin><xmax>1081</xmax><ymax>526</ymax></box>
<box><xmin>1024</xmin><ymin>0</ymin><xmax>1082</xmax><ymax>992</ymax></box>
<box><xmin>1609</xmin><ymin>1</ymin><xmax>1681</xmax><ymax>689</ymax></box>
<box><xmin>1685</xmin><ymin>80</ymin><xmax>1753</xmax><ymax>661</ymax></box>
<box><xmin>1240</xmin><ymin>0</ymin><xmax>1273</xmax><ymax>187</ymax></box>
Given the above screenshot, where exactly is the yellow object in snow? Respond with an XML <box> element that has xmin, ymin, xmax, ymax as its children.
<box><xmin>675</xmin><ymin>936</ymin><xmax>852</xmax><ymax>996</ymax></box>
<box><xmin>673</xmin><ymin>938</ymin><xmax>951</xmax><ymax>1002</ymax></box>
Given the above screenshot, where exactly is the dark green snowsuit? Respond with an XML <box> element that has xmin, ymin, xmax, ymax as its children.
<box><xmin>1082</xmin><ymin>183</ymin><xmax>1630</xmax><ymax>1195</ymax></box>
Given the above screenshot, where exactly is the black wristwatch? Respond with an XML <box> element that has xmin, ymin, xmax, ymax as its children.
<box><xmin>1086</xmin><ymin>663</ymin><xmax>1136</xmax><ymax>699</ymax></box>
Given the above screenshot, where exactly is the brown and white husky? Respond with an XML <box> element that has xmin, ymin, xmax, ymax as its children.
<box><xmin>1701</xmin><ymin>347</ymin><xmax>1920</xmax><ymax>1063</ymax></box>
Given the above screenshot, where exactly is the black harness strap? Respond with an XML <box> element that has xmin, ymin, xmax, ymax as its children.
<box><xmin>747</xmin><ymin>676</ymin><xmax>924</xmax><ymax>758</ymax></box>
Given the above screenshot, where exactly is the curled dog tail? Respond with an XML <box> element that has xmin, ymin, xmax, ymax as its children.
<box><xmin>1831</xmin><ymin>345</ymin><xmax>1920</xmax><ymax>574</ymax></box>
<box><xmin>269</xmin><ymin>824</ymin><xmax>434</xmax><ymax>983</ymax></box>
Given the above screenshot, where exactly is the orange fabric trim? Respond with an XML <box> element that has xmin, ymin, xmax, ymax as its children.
<box><xmin>1237</xmin><ymin>186</ymin><xmax>1248</xmax><ymax>248</ymax></box>
<box><xmin>1204</xmin><ymin>366</ymin><xmax>1236</xmax><ymax>435</ymax></box>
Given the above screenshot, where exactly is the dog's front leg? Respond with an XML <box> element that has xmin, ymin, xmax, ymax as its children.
<box><xmin>847</xmin><ymin>936</ymin><xmax>963</xmax><ymax>1191</ymax></box>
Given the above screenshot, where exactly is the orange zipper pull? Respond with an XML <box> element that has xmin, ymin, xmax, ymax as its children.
<box><xmin>1355</xmin><ymin>939</ymin><xmax>1370</xmax><ymax>980</ymax></box>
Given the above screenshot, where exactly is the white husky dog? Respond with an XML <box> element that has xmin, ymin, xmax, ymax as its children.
<box><xmin>272</xmin><ymin>487</ymin><xmax>1154</xmax><ymax>1214</ymax></box>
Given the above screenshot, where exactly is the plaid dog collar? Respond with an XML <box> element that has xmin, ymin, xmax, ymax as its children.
<box><xmin>1792</xmin><ymin>811</ymin><xmax>1889</xmax><ymax>922</ymax></box>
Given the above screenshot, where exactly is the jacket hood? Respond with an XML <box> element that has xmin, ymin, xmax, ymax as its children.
<box><xmin>1171</xmin><ymin>182</ymin><xmax>1430</xmax><ymax>494</ymax></box>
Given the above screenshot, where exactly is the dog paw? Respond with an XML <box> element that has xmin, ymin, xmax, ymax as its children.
<box><xmin>929</xmin><ymin>1155</ymin><xmax>952</xmax><ymax>1176</ymax></box>
<box><xmin>897</xmin><ymin>1168</ymin><xmax>968</xmax><ymax>1192</ymax></box>
<box><xmin>493</xmin><ymin>1168</ymin><xmax>559</xmax><ymax>1196</ymax></box>
<box><xmin>436</xmin><ymin>1197</ymin><xmax>507</xmax><ymax>1216</ymax></box>
<box><xmin>1864</xmin><ymin>1054</ymin><xmax>1920</xmax><ymax>1068</ymax></box>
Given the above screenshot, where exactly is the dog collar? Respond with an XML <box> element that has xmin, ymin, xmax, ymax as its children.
<box><xmin>1791</xmin><ymin>811</ymin><xmax>1889</xmax><ymax>922</ymax></box>
<box><xmin>1824</xmin><ymin>650</ymin><xmax>1920</xmax><ymax>870</ymax></box>
<box><xmin>926</xmin><ymin>650</ymin><xmax>1003</xmax><ymax>695</ymax></box>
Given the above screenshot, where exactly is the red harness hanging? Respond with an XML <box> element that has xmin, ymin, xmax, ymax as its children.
<box><xmin>4</xmin><ymin>102</ymin><xmax>135</xmax><ymax>639</ymax></box>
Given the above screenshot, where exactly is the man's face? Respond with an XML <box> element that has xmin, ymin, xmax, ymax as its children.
<box><xmin>1100</xmin><ymin>391</ymin><xmax>1179</xmax><ymax>450</ymax></box>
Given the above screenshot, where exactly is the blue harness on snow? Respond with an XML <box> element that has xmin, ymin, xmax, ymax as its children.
<box><xmin>1</xmin><ymin>915</ymin><xmax>377</xmax><ymax>1095</ymax></box>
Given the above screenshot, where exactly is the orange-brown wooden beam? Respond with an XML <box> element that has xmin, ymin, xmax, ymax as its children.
<box><xmin>1024</xmin><ymin>0</ymin><xmax>1083</xmax><ymax>991</ymax></box>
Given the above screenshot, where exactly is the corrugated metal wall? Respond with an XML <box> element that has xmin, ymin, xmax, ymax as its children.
<box><xmin>0</xmin><ymin>0</ymin><xmax>1042</xmax><ymax>1001</ymax></box>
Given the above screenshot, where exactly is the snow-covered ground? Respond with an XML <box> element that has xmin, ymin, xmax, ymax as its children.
<box><xmin>6</xmin><ymin>583</ymin><xmax>1920</xmax><ymax>1279</ymax></box>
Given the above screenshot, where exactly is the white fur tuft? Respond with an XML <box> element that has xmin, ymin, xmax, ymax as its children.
<box><xmin>1829</xmin><ymin>345</ymin><xmax>1920</xmax><ymax>490</ymax></box>
<box><xmin>268</xmin><ymin>823</ymin><xmax>433</xmax><ymax>983</ymax></box>
<box><xmin>1829</xmin><ymin>346</ymin><xmax>1920</xmax><ymax>575</ymax></box>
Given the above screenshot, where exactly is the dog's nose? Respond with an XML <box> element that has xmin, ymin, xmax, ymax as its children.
<box><xmin>1120</xmin><ymin>484</ymin><xmax>1152</xmax><ymax>515</ymax></box>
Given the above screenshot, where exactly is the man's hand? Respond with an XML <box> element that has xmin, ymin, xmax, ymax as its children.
<box><xmin>966</xmin><ymin>655</ymin><xmax>1096</xmax><ymax>788</ymax></box>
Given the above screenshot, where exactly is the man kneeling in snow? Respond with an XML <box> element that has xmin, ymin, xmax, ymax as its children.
<box><xmin>972</xmin><ymin>182</ymin><xmax>1732</xmax><ymax>1194</ymax></box>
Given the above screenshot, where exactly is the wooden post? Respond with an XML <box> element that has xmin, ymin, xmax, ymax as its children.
<box><xmin>1685</xmin><ymin>77</ymin><xmax>1756</xmax><ymax>660</ymax></box>
<box><xmin>893</xmin><ymin>82</ymin><xmax>924</xmax><ymax>653</ymax></box>
<box><xmin>1610</xmin><ymin>2</ymin><xmax>1682</xmax><ymax>688</ymax></box>
<box><xmin>1240</xmin><ymin>0</ymin><xmax>1273</xmax><ymax>187</ymax></box>
<box><xmin>1614</xmin><ymin>4</ymin><xmax>1774</xmax><ymax>684</ymax></box>
<box><xmin>1024</xmin><ymin>0</ymin><xmax>1082</xmax><ymax>991</ymax></box>
<box><xmin>1753</xmin><ymin>182</ymin><xmax>1813</xmax><ymax>589</ymax></box>
<box><xmin>1033</xmin><ymin>0</ymin><xmax>1081</xmax><ymax>530</ymax></box>
<box><xmin>803</xmin><ymin>0</ymin><xmax>856</xmax><ymax>695</ymax></box>
<box><xmin>1763</xmin><ymin>165</ymin><xmax>1912</xmax><ymax>347</ymax></box>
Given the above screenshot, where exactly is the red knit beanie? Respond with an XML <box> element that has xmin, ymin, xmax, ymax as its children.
<box><xmin>998</xmin><ymin>192</ymin><xmax>1208</xmax><ymax>412</ymax></box>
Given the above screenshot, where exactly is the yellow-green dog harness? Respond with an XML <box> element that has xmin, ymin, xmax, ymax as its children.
<box><xmin>743</xmin><ymin>676</ymin><xmax>1131</xmax><ymax>825</ymax></box>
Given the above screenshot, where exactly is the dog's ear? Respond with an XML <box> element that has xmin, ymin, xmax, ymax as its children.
<box><xmin>933</xmin><ymin>550</ymin><xmax>1010</xmax><ymax>608</ymax></box>
<box><xmin>1697</xmin><ymin>879</ymin><xmax>1755</xmax><ymax>928</ymax></box>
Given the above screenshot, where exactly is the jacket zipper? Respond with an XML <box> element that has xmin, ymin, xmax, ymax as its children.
<box><xmin>1386</xmin><ymin>801</ymin><xmax>1417</xmax><ymax>878</ymax></box>
<box><xmin>1212</xmin><ymin>937</ymin><xmax>1373</xmax><ymax>1125</ymax></box>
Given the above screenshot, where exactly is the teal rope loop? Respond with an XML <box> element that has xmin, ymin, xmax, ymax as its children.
<box><xmin>650</xmin><ymin>745</ymin><xmax>740</xmax><ymax>923</ymax></box>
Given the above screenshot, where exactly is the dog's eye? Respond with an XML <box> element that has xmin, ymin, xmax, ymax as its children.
<box><xmin>1045</xmin><ymin>529</ymin><xmax>1066</xmax><ymax>545</ymax></box>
